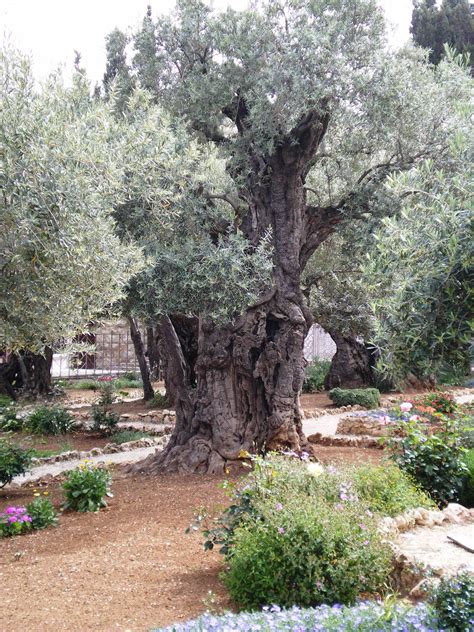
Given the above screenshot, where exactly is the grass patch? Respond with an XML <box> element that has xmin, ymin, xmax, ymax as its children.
<box><xmin>111</xmin><ymin>430</ymin><xmax>149</xmax><ymax>444</ymax></box>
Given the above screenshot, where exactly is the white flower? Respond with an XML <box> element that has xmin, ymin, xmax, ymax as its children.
<box><xmin>307</xmin><ymin>462</ymin><xmax>324</xmax><ymax>477</ymax></box>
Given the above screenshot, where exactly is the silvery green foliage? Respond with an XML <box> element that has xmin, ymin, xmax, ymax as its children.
<box><xmin>0</xmin><ymin>48</ymin><xmax>142</xmax><ymax>353</ymax></box>
<box><xmin>133</xmin><ymin>0</ymin><xmax>470</xmax><ymax>210</ymax></box>
<box><xmin>364</xmin><ymin>98</ymin><xmax>473</xmax><ymax>385</ymax></box>
<box><xmin>111</xmin><ymin>89</ymin><xmax>273</xmax><ymax>323</ymax></box>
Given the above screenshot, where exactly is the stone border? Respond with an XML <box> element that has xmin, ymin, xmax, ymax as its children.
<box><xmin>307</xmin><ymin>432</ymin><xmax>384</xmax><ymax>449</ymax></box>
<box><xmin>31</xmin><ymin>435</ymin><xmax>171</xmax><ymax>465</ymax></box>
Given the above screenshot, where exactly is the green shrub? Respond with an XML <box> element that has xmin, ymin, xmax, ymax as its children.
<box><xmin>0</xmin><ymin>439</ymin><xmax>32</xmax><ymax>487</ymax></box>
<box><xmin>460</xmin><ymin>448</ymin><xmax>474</xmax><ymax>508</ymax></box>
<box><xmin>113</xmin><ymin>376</ymin><xmax>143</xmax><ymax>389</ymax></box>
<box><xmin>329</xmin><ymin>387</ymin><xmax>380</xmax><ymax>409</ymax></box>
<box><xmin>91</xmin><ymin>383</ymin><xmax>119</xmax><ymax>433</ymax></box>
<box><xmin>0</xmin><ymin>395</ymin><xmax>14</xmax><ymax>408</ymax></box>
<box><xmin>149</xmin><ymin>391</ymin><xmax>169</xmax><ymax>408</ymax></box>
<box><xmin>389</xmin><ymin>420</ymin><xmax>468</xmax><ymax>507</ymax></box>
<box><xmin>26</xmin><ymin>405</ymin><xmax>76</xmax><ymax>435</ymax></box>
<box><xmin>352</xmin><ymin>464</ymin><xmax>434</xmax><ymax>517</ymax></box>
<box><xmin>302</xmin><ymin>359</ymin><xmax>330</xmax><ymax>393</ymax></box>
<box><xmin>416</xmin><ymin>391</ymin><xmax>458</xmax><ymax>414</ymax></box>
<box><xmin>431</xmin><ymin>572</ymin><xmax>474</xmax><ymax>632</ymax></box>
<box><xmin>26</xmin><ymin>495</ymin><xmax>58</xmax><ymax>530</ymax></box>
<box><xmin>63</xmin><ymin>462</ymin><xmax>112</xmax><ymax>512</ymax></box>
<box><xmin>111</xmin><ymin>430</ymin><xmax>149</xmax><ymax>444</ymax></box>
<box><xmin>0</xmin><ymin>403</ymin><xmax>24</xmax><ymax>432</ymax></box>
<box><xmin>223</xmin><ymin>497</ymin><xmax>392</xmax><ymax>609</ymax></box>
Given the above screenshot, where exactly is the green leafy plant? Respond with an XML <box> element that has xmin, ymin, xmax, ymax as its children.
<box><xmin>0</xmin><ymin>403</ymin><xmax>24</xmax><ymax>432</ymax></box>
<box><xmin>26</xmin><ymin>405</ymin><xmax>76</xmax><ymax>435</ymax></box>
<box><xmin>149</xmin><ymin>392</ymin><xmax>169</xmax><ymax>409</ymax></box>
<box><xmin>352</xmin><ymin>464</ymin><xmax>434</xmax><ymax>517</ymax></box>
<box><xmin>26</xmin><ymin>494</ymin><xmax>58</xmax><ymax>529</ymax></box>
<box><xmin>302</xmin><ymin>359</ymin><xmax>331</xmax><ymax>393</ymax></box>
<box><xmin>223</xmin><ymin>497</ymin><xmax>392</xmax><ymax>609</ymax></box>
<box><xmin>416</xmin><ymin>391</ymin><xmax>458</xmax><ymax>415</ymax></box>
<box><xmin>91</xmin><ymin>383</ymin><xmax>119</xmax><ymax>434</ymax></box>
<box><xmin>65</xmin><ymin>379</ymin><xmax>100</xmax><ymax>390</ymax></box>
<box><xmin>459</xmin><ymin>448</ymin><xmax>474</xmax><ymax>508</ymax></box>
<box><xmin>0</xmin><ymin>439</ymin><xmax>32</xmax><ymax>487</ymax></box>
<box><xmin>113</xmin><ymin>374</ymin><xmax>143</xmax><ymax>389</ymax></box>
<box><xmin>431</xmin><ymin>572</ymin><xmax>474</xmax><ymax>632</ymax></box>
<box><xmin>329</xmin><ymin>387</ymin><xmax>380</xmax><ymax>409</ymax></box>
<box><xmin>63</xmin><ymin>462</ymin><xmax>112</xmax><ymax>512</ymax></box>
<box><xmin>389</xmin><ymin>420</ymin><xmax>468</xmax><ymax>506</ymax></box>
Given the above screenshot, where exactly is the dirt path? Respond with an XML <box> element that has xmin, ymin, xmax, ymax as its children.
<box><xmin>0</xmin><ymin>474</ymin><xmax>232</xmax><ymax>632</ymax></box>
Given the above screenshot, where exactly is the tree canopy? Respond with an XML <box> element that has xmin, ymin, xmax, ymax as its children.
<box><xmin>0</xmin><ymin>48</ymin><xmax>142</xmax><ymax>354</ymax></box>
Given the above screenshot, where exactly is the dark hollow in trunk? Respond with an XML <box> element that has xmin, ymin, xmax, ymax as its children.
<box><xmin>128</xmin><ymin>317</ymin><xmax>154</xmax><ymax>401</ymax></box>
<box><xmin>325</xmin><ymin>332</ymin><xmax>374</xmax><ymax>390</ymax></box>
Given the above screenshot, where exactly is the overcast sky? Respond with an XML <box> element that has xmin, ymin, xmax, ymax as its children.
<box><xmin>1</xmin><ymin>0</ymin><xmax>414</xmax><ymax>85</ymax></box>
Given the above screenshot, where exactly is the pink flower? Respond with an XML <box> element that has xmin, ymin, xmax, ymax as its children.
<box><xmin>379</xmin><ymin>415</ymin><xmax>391</xmax><ymax>425</ymax></box>
<box><xmin>409</xmin><ymin>414</ymin><xmax>420</xmax><ymax>421</ymax></box>
<box><xmin>278</xmin><ymin>527</ymin><xmax>285</xmax><ymax>534</ymax></box>
<box><xmin>400</xmin><ymin>402</ymin><xmax>413</xmax><ymax>412</ymax></box>
<box><xmin>275</xmin><ymin>503</ymin><xmax>283</xmax><ymax>511</ymax></box>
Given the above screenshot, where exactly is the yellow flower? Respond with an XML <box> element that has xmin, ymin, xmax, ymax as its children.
<box><xmin>238</xmin><ymin>449</ymin><xmax>251</xmax><ymax>459</ymax></box>
<box><xmin>33</xmin><ymin>492</ymin><xmax>40</xmax><ymax>497</ymax></box>
<box><xmin>43</xmin><ymin>491</ymin><xmax>49</xmax><ymax>496</ymax></box>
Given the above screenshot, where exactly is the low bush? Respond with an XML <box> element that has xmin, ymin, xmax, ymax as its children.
<box><xmin>389</xmin><ymin>420</ymin><xmax>468</xmax><ymax>506</ymax></box>
<box><xmin>417</xmin><ymin>391</ymin><xmax>458</xmax><ymax>415</ymax></box>
<box><xmin>26</xmin><ymin>494</ymin><xmax>58</xmax><ymax>530</ymax></box>
<box><xmin>26</xmin><ymin>405</ymin><xmax>76</xmax><ymax>435</ymax></box>
<box><xmin>302</xmin><ymin>359</ymin><xmax>330</xmax><ymax>393</ymax></box>
<box><xmin>65</xmin><ymin>379</ymin><xmax>100</xmax><ymax>390</ymax></box>
<box><xmin>0</xmin><ymin>506</ymin><xmax>32</xmax><ymax>536</ymax></box>
<box><xmin>63</xmin><ymin>461</ymin><xmax>112</xmax><ymax>512</ymax></box>
<box><xmin>431</xmin><ymin>572</ymin><xmax>474</xmax><ymax>632</ymax></box>
<box><xmin>459</xmin><ymin>448</ymin><xmax>474</xmax><ymax>508</ymax></box>
<box><xmin>0</xmin><ymin>439</ymin><xmax>32</xmax><ymax>487</ymax></box>
<box><xmin>113</xmin><ymin>376</ymin><xmax>143</xmax><ymax>390</ymax></box>
<box><xmin>224</xmin><ymin>498</ymin><xmax>392</xmax><ymax>609</ymax></box>
<box><xmin>329</xmin><ymin>387</ymin><xmax>380</xmax><ymax>409</ymax></box>
<box><xmin>0</xmin><ymin>403</ymin><xmax>24</xmax><ymax>432</ymax></box>
<box><xmin>149</xmin><ymin>392</ymin><xmax>169</xmax><ymax>408</ymax></box>
<box><xmin>111</xmin><ymin>430</ymin><xmax>149</xmax><ymax>444</ymax></box>
<box><xmin>352</xmin><ymin>464</ymin><xmax>433</xmax><ymax>517</ymax></box>
<box><xmin>156</xmin><ymin>601</ymin><xmax>437</xmax><ymax>632</ymax></box>
<box><xmin>91</xmin><ymin>383</ymin><xmax>119</xmax><ymax>434</ymax></box>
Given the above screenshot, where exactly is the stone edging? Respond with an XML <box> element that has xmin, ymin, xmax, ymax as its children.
<box><xmin>307</xmin><ymin>432</ymin><xmax>384</xmax><ymax>449</ymax></box>
<box><xmin>31</xmin><ymin>435</ymin><xmax>171</xmax><ymax>465</ymax></box>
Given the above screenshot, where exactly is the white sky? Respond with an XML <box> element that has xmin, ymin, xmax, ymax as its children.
<box><xmin>1</xmin><ymin>0</ymin><xmax>414</xmax><ymax>85</ymax></box>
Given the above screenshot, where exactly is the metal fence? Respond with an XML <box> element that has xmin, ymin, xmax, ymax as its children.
<box><xmin>304</xmin><ymin>324</ymin><xmax>336</xmax><ymax>361</ymax></box>
<box><xmin>51</xmin><ymin>329</ymin><xmax>145</xmax><ymax>379</ymax></box>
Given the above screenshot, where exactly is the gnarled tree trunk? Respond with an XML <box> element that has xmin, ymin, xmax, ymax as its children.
<box><xmin>325</xmin><ymin>331</ymin><xmax>374</xmax><ymax>389</ymax></box>
<box><xmin>133</xmin><ymin>111</ymin><xmax>343</xmax><ymax>473</ymax></box>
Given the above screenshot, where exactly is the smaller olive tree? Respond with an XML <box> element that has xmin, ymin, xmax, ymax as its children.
<box><xmin>0</xmin><ymin>49</ymin><xmax>142</xmax><ymax>395</ymax></box>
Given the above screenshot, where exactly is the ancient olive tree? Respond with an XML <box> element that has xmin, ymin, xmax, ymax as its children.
<box><xmin>0</xmin><ymin>49</ymin><xmax>141</xmax><ymax>396</ymax></box>
<box><xmin>122</xmin><ymin>0</ymin><xmax>470</xmax><ymax>473</ymax></box>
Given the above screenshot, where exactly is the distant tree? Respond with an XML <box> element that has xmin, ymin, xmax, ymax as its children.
<box><xmin>102</xmin><ymin>28</ymin><xmax>134</xmax><ymax>110</ymax></box>
<box><xmin>0</xmin><ymin>48</ymin><xmax>141</xmax><ymax>396</ymax></box>
<box><xmin>411</xmin><ymin>0</ymin><xmax>474</xmax><ymax>67</ymax></box>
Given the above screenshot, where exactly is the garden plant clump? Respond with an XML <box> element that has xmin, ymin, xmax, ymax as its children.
<box><xmin>0</xmin><ymin>438</ymin><xmax>32</xmax><ymax>487</ymax></box>
<box><xmin>194</xmin><ymin>454</ymin><xmax>434</xmax><ymax>610</ymax></box>
<box><xmin>26</xmin><ymin>405</ymin><xmax>76</xmax><ymax>435</ymax></box>
<box><xmin>91</xmin><ymin>382</ymin><xmax>119</xmax><ymax>434</ymax></box>
<box><xmin>157</xmin><ymin>600</ymin><xmax>437</xmax><ymax>632</ymax></box>
<box><xmin>302</xmin><ymin>359</ymin><xmax>331</xmax><ymax>393</ymax></box>
<box><xmin>0</xmin><ymin>490</ymin><xmax>57</xmax><ymax>537</ymax></box>
<box><xmin>430</xmin><ymin>572</ymin><xmax>474</xmax><ymax>632</ymax></box>
<box><xmin>388</xmin><ymin>419</ymin><xmax>468</xmax><ymax>506</ymax></box>
<box><xmin>329</xmin><ymin>387</ymin><xmax>380</xmax><ymax>409</ymax></box>
<box><xmin>27</xmin><ymin>492</ymin><xmax>58</xmax><ymax>530</ymax></box>
<box><xmin>63</xmin><ymin>460</ymin><xmax>112</xmax><ymax>512</ymax></box>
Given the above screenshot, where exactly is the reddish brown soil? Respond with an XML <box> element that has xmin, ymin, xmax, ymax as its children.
<box><xmin>310</xmin><ymin>445</ymin><xmax>384</xmax><ymax>465</ymax></box>
<box><xmin>11</xmin><ymin>432</ymin><xmax>110</xmax><ymax>454</ymax></box>
<box><xmin>1</xmin><ymin>473</ymin><xmax>232</xmax><ymax>632</ymax></box>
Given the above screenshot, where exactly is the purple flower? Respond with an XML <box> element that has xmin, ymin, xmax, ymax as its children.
<box><xmin>275</xmin><ymin>502</ymin><xmax>283</xmax><ymax>511</ymax></box>
<box><xmin>278</xmin><ymin>527</ymin><xmax>285</xmax><ymax>534</ymax></box>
